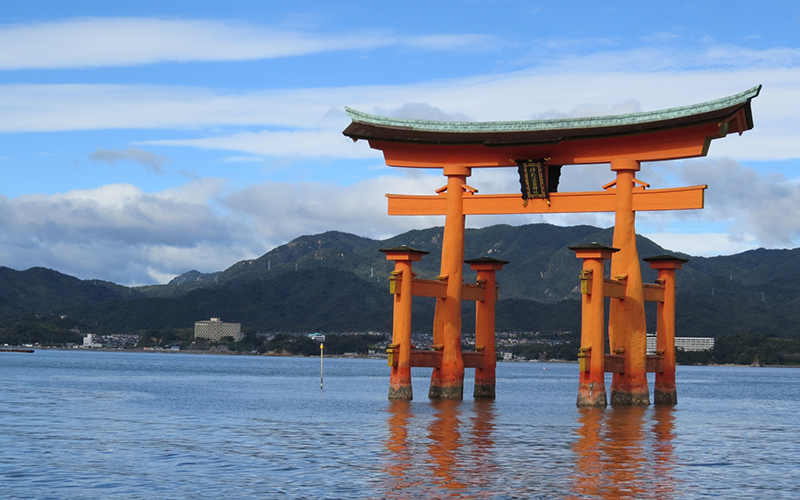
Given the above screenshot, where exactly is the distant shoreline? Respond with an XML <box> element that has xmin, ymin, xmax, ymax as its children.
<box><xmin>20</xmin><ymin>346</ymin><xmax>800</xmax><ymax>368</ymax></box>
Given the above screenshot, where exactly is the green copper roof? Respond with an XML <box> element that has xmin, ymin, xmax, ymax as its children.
<box><xmin>345</xmin><ymin>85</ymin><xmax>761</xmax><ymax>134</ymax></box>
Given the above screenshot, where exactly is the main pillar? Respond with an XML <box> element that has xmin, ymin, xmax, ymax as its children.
<box><xmin>381</xmin><ymin>246</ymin><xmax>429</xmax><ymax>400</ymax></box>
<box><xmin>429</xmin><ymin>165</ymin><xmax>471</xmax><ymax>400</ymax></box>
<box><xmin>571</xmin><ymin>244</ymin><xmax>619</xmax><ymax>407</ymax></box>
<box><xmin>608</xmin><ymin>159</ymin><xmax>649</xmax><ymax>406</ymax></box>
<box><xmin>467</xmin><ymin>257</ymin><xmax>508</xmax><ymax>399</ymax></box>
<box><xmin>644</xmin><ymin>255</ymin><xmax>688</xmax><ymax>405</ymax></box>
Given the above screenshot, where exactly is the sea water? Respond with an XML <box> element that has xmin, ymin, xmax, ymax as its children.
<box><xmin>1</xmin><ymin>350</ymin><xmax>799</xmax><ymax>499</ymax></box>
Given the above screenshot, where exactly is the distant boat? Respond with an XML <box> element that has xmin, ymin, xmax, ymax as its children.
<box><xmin>0</xmin><ymin>347</ymin><xmax>34</xmax><ymax>353</ymax></box>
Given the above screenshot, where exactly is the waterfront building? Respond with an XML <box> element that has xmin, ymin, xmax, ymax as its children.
<box><xmin>194</xmin><ymin>318</ymin><xmax>243</xmax><ymax>342</ymax></box>
<box><xmin>646</xmin><ymin>334</ymin><xmax>714</xmax><ymax>353</ymax></box>
<box><xmin>82</xmin><ymin>333</ymin><xmax>103</xmax><ymax>348</ymax></box>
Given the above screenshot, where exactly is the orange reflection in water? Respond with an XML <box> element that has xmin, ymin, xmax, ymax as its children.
<box><xmin>569</xmin><ymin>406</ymin><xmax>677</xmax><ymax>500</ymax></box>
<box><xmin>651</xmin><ymin>405</ymin><xmax>677</xmax><ymax>498</ymax></box>
<box><xmin>467</xmin><ymin>399</ymin><xmax>497</xmax><ymax>492</ymax></box>
<box><xmin>427</xmin><ymin>400</ymin><xmax>466</xmax><ymax>494</ymax></box>
<box><xmin>383</xmin><ymin>400</ymin><xmax>420</xmax><ymax>499</ymax></box>
<box><xmin>382</xmin><ymin>399</ymin><xmax>496</xmax><ymax>500</ymax></box>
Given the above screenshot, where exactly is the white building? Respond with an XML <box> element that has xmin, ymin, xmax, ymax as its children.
<box><xmin>82</xmin><ymin>334</ymin><xmax>102</xmax><ymax>348</ymax></box>
<box><xmin>646</xmin><ymin>334</ymin><xmax>714</xmax><ymax>353</ymax></box>
<box><xmin>194</xmin><ymin>318</ymin><xmax>243</xmax><ymax>342</ymax></box>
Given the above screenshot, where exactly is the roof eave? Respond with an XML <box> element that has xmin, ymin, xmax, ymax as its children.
<box><xmin>342</xmin><ymin>85</ymin><xmax>761</xmax><ymax>146</ymax></box>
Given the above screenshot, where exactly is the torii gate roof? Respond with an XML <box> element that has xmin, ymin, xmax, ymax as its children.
<box><xmin>343</xmin><ymin>86</ymin><xmax>760</xmax><ymax>167</ymax></box>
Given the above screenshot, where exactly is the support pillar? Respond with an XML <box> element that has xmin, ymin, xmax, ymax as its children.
<box><xmin>430</xmin><ymin>165</ymin><xmax>471</xmax><ymax>400</ymax></box>
<box><xmin>466</xmin><ymin>257</ymin><xmax>509</xmax><ymax>399</ymax></box>
<box><xmin>380</xmin><ymin>246</ymin><xmax>429</xmax><ymax>400</ymax></box>
<box><xmin>608</xmin><ymin>159</ymin><xmax>649</xmax><ymax>406</ymax></box>
<box><xmin>571</xmin><ymin>244</ymin><xmax>619</xmax><ymax>407</ymax></box>
<box><xmin>644</xmin><ymin>255</ymin><xmax>689</xmax><ymax>405</ymax></box>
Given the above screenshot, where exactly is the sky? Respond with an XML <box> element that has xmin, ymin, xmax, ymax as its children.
<box><xmin>1</xmin><ymin>1</ymin><xmax>800</xmax><ymax>285</ymax></box>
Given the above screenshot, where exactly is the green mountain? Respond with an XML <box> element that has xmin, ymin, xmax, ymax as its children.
<box><xmin>0</xmin><ymin>223</ymin><xmax>798</xmax><ymax>339</ymax></box>
<box><xmin>134</xmin><ymin>224</ymin><xmax>670</xmax><ymax>304</ymax></box>
<box><xmin>0</xmin><ymin>266</ymin><xmax>139</xmax><ymax>319</ymax></box>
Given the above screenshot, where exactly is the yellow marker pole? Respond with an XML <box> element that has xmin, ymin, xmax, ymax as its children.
<box><xmin>320</xmin><ymin>343</ymin><xmax>324</xmax><ymax>390</ymax></box>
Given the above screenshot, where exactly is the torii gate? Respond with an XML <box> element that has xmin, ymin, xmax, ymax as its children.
<box><xmin>343</xmin><ymin>86</ymin><xmax>760</xmax><ymax>405</ymax></box>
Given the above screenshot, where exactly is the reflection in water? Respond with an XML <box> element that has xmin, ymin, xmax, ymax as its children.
<box><xmin>570</xmin><ymin>406</ymin><xmax>677</xmax><ymax>500</ymax></box>
<box><xmin>651</xmin><ymin>405</ymin><xmax>677</xmax><ymax>498</ymax></box>
<box><xmin>602</xmin><ymin>406</ymin><xmax>648</xmax><ymax>499</ymax></box>
<box><xmin>383</xmin><ymin>400</ymin><xmax>418</xmax><ymax>499</ymax></box>
<box><xmin>381</xmin><ymin>394</ymin><xmax>681</xmax><ymax>499</ymax></box>
<box><xmin>571</xmin><ymin>408</ymin><xmax>605</xmax><ymax>497</ymax></box>
<box><xmin>427</xmin><ymin>400</ymin><xmax>466</xmax><ymax>493</ymax></box>
<box><xmin>382</xmin><ymin>399</ymin><xmax>496</xmax><ymax>499</ymax></box>
<box><xmin>468</xmin><ymin>400</ymin><xmax>497</xmax><ymax>492</ymax></box>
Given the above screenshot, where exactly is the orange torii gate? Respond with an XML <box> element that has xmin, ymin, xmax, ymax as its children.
<box><xmin>343</xmin><ymin>86</ymin><xmax>760</xmax><ymax>405</ymax></box>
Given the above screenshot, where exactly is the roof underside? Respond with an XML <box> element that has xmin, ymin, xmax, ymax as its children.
<box><xmin>343</xmin><ymin>86</ymin><xmax>760</xmax><ymax>147</ymax></box>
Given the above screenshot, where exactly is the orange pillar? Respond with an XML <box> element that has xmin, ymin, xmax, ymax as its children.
<box><xmin>380</xmin><ymin>246</ymin><xmax>429</xmax><ymax>400</ymax></box>
<box><xmin>644</xmin><ymin>255</ymin><xmax>688</xmax><ymax>405</ymax></box>
<box><xmin>467</xmin><ymin>257</ymin><xmax>508</xmax><ymax>399</ymax></box>
<box><xmin>429</xmin><ymin>165</ymin><xmax>470</xmax><ymax>400</ymax></box>
<box><xmin>571</xmin><ymin>243</ymin><xmax>618</xmax><ymax>407</ymax></box>
<box><xmin>608</xmin><ymin>159</ymin><xmax>649</xmax><ymax>406</ymax></box>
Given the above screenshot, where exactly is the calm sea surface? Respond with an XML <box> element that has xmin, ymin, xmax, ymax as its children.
<box><xmin>1</xmin><ymin>350</ymin><xmax>799</xmax><ymax>499</ymax></box>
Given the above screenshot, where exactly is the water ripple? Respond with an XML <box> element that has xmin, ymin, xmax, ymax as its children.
<box><xmin>2</xmin><ymin>351</ymin><xmax>800</xmax><ymax>498</ymax></box>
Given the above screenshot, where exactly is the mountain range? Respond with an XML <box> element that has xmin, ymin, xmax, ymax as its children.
<box><xmin>1</xmin><ymin>223</ymin><xmax>798</xmax><ymax>339</ymax></box>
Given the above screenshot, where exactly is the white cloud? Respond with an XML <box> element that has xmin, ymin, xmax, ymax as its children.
<box><xmin>0</xmin><ymin>62</ymin><xmax>794</xmax><ymax>160</ymax></box>
<box><xmin>221</xmin><ymin>156</ymin><xmax>264</xmax><ymax>163</ymax></box>
<box><xmin>672</xmin><ymin>158</ymin><xmax>800</xmax><ymax>247</ymax></box>
<box><xmin>641</xmin><ymin>232</ymin><xmax>760</xmax><ymax>257</ymax></box>
<box><xmin>533</xmin><ymin>100</ymin><xmax>642</xmax><ymax>120</ymax></box>
<box><xmin>141</xmin><ymin>129</ymin><xmax>378</xmax><ymax>159</ymax></box>
<box><xmin>0</xmin><ymin>155</ymin><xmax>797</xmax><ymax>284</ymax></box>
<box><xmin>0</xmin><ymin>84</ymin><xmax>343</xmax><ymax>132</ymax></box>
<box><xmin>0</xmin><ymin>174</ymin><xmax>449</xmax><ymax>284</ymax></box>
<box><xmin>222</xmin><ymin>173</ymin><xmax>446</xmax><ymax>243</ymax></box>
<box><xmin>1</xmin><ymin>181</ymin><xmax>235</xmax><ymax>245</ymax></box>
<box><xmin>1</xmin><ymin>37</ymin><xmax>799</xmax><ymax>283</ymax></box>
<box><xmin>0</xmin><ymin>179</ymin><xmax>260</xmax><ymax>284</ymax></box>
<box><xmin>88</xmin><ymin>146</ymin><xmax>169</xmax><ymax>173</ymax></box>
<box><xmin>464</xmin><ymin>158</ymin><xmax>800</xmax><ymax>256</ymax></box>
<box><xmin>380</xmin><ymin>102</ymin><xmax>473</xmax><ymax>121</ymax></box>
<box><xmin>0</xmin><ymin>17</ymin><xmax>492</xmax><ymax>70</ymax></box>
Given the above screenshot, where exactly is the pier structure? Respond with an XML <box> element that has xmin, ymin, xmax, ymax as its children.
<box><xmin>344</xmin><ymin>86</ymin><xmax>759</xmax><ymax>403</ymax></box>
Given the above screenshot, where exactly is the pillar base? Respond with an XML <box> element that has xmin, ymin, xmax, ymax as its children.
<box><xmin>654</xmin><ymin>389</ymin><xmax>678</xmax><ymax>405</ymax></box>
<box><xmin>388</xmin><ymin>385</ymin><xmax>413</xmax><ymax>400</ymax></box>
<box><xmin>473</xmin><ymin>383</ymin><xmax>495</xmax><ymax>399</ymax></box>
<box><xmin>610</xmin><ymin>389</ymin><xmax>650</xmax><ymax>406</ymax></box>
<box><xmin>429</xmin><ymin>384</ymin><xmax>463</xmax><ymax>400</ymax></box>
<box><xmin>577</xmin><ymin>385</ymin><xmax>607</xmax><ymax>407</ymax></box>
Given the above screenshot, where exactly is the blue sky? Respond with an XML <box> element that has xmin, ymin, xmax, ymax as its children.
<box><xmin>1</xmin><ymin>1</ymin><xmax>799</xmax><ymax>285</ymax></box>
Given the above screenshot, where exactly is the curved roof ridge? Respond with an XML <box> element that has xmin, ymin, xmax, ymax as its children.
<box><xmin>345</xmin><ymin>85</ymin><xmax>761</xmax><ymax>133</ymax></box>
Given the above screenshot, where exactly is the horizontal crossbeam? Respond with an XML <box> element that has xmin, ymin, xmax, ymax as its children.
<box><xmin>603</xmin><ymin>278</ymin><xmax>627</xmax><ymax>299</ymax></box>
<box><xmin>581</xmin><ymin>353</ymin><xmax>665</xmax><ymax>373</ymax></box>
<box><xmin>388</xmin><ymin>349</ymin><xmax>485</xmax><ymax>369</ymax></box>
<box><xmin>642</xmin><ymin>283</ymin><xmax>665</xmax><ymax>302</ymax></box>
<box><xmin>581</xmin><ymin>278</ymin><xmax>665</xmax><ymax>302</ymax></box>
<box><xmin>389</xmin><ymin>275</ymin><xmax>489</xmax><ymax>302</ymax></box>
<box><xmin>387</xmin><ymin>185</ymin><xmax>706</xmax><ymax>216</ymax></box>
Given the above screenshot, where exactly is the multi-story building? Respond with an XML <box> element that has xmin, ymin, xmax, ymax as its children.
<box><xmin>194</xmin><ymin>318</ymin><xmax>243</xmax><ymax>342</ymax></box>
<box><xmin>646</xmin><ymin>334</ymin><xmax>714</xmax><ymax>353</ymax></box>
